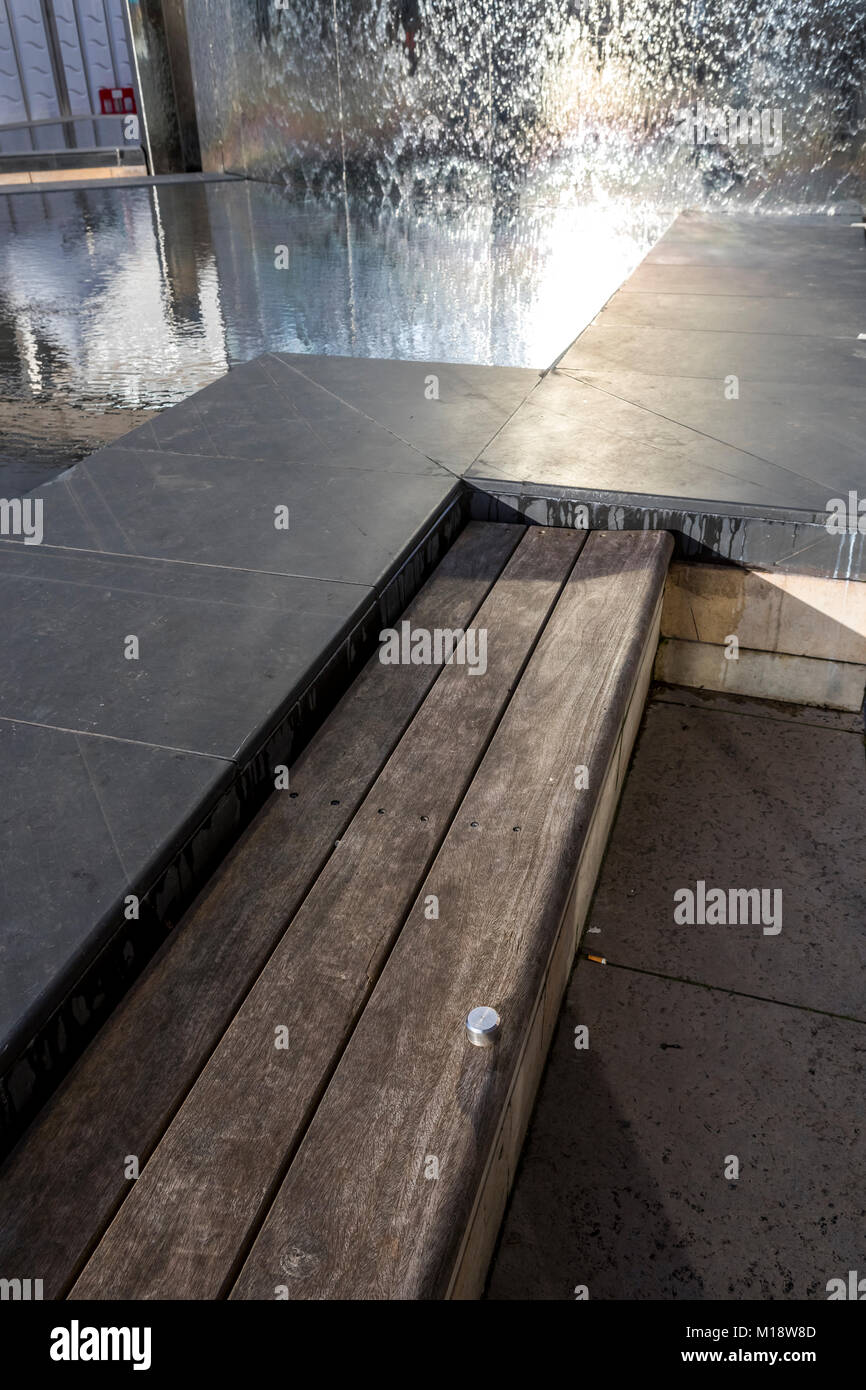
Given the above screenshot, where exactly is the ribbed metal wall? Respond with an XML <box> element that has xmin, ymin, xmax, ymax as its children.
<box><xmin>0</xmin><ymin>0</ymin><xmax>137</xmax><ymax>155</ymax></box>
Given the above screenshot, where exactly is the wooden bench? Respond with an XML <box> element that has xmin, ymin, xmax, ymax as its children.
<box><xmin>0</xmin><ymin>521</ymin><xmax>672</xmax><ymax>1300</ymax></box>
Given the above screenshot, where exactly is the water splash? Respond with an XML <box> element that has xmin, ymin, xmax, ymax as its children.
<box><xmin>187</xmin><ymin>0</ymin><xmax>866</xmax><ymax>210</ymax></box>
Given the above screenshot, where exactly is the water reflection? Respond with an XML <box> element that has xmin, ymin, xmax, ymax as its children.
<box><xmin>0</xmin><ymin>178</ymin><xmax>670</xmax><ymax>489</ymax></box>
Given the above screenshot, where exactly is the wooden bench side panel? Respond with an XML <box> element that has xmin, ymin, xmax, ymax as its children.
<box><xmin>0</xmin><ymin>521</ymin><xmax>523</xmax><ymax>1299</ymax></box>
<box><xmin>71</xmin><ymin>527</ymin><xmax>586</xmax><ymax>1300</ymax></box>
<box><xmin>229</xmin><ymin>530</ymin><xmax>673</xmax><ymax>1301</ymax></box>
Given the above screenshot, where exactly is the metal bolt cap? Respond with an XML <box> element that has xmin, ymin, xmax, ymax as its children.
<box><xmin>466</xmin><ymin>1006</ymin><xmax>500</xmax><ymax>1047</ymax></box>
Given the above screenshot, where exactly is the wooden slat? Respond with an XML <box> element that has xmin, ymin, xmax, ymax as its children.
<box><xmin>228</xmin><ymin>530</ymin><xmax>673</xmax><ymax>1300</ymax></box>
<box><xmin>70</xmin><ymin>526</ymin><xmax>586</xmax><ymax>1300</ymax></box>
<box><xmin>0</xmin><ymin>521</ymin><xmax>523</xmax><ymax>1299</ymax></box>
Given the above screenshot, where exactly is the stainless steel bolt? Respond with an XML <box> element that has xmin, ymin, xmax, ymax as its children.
<box><xmin>466</xmin><ymin>1006</ymin><xmax>500</xmax><ymax>1047</ymax></box>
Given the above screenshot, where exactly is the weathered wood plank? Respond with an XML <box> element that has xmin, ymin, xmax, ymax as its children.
<box><xmin>0</xmin><ymin>521</ymin><xmax>523</xmax><ymax>1299</ymax></box>
<box><xmin>70</xmin><ymin>526</ymin><xmax>586</xmax><ymax>1300</ymax></box>
<box><xmin>448</xmin><ymin>588</ymin><xmax>665</xmax><ymax>1298</ymax></box>
<box><xmin>229</xmin><ymin>530</ymin><xmax>673</xmax><ymax>1301</ymax></box>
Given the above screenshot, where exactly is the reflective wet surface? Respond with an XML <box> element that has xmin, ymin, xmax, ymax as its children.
<box><xmin>0</xmin><ymin>177</ymin><xmax>670</xmax><ymax>490</ymax></box>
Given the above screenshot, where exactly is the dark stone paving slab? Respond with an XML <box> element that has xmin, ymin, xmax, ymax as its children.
<box><xmin>0</xmin><ymin>542</ymin><xmax>372</xmax><ymax>760</ymax></box>
<box><xmin>487</xmin><ymin>966</ymin><xmax>866</xmax><ymax>1300</ymax></box>
<box><xmin>1</xmin><ymin>336</ymin><xmax>474</xmax><ymax>1128</ymax></box>
<box><xmin>0</xmin><ymin>720</ymin><xmax>232</xmax><ymax>1077</ymax></box>
<box><xmin>113</xmin><ymin>353</ymin><xmax>541</xmax><ymax>477</ymax></box>
<box><xmin>644</xmin><ymin>242</ymin><xmax>866</xmax><ymax>275</ymax></box>
<box><xmin>582</xmin><ymin>699</ymin><xmax>866</xmax><ymax>1019</ymax></box>
<box><xmin>267</xmin><ymin>353</ymin><xmax>542</xmax><ymax>473</ymax></box>
<box><xmin>114</xmin><ymin>355</ymin><xmax>450</xmax><ymax>476</ymax></box>
<box><xmin>487</xmin><ymin>688</ymin><xmax>866</xmax><ymax>1300</ymax></box>
<box><xmin>644</xmin><ymin>215</ymin><xmax>866</xmax><ymax>270</ymax></box>
<box><xmin>655</xmin><ymin>209</ymin><xmax>862</xmax><ymax>233</ymax></box>
<box><xmin>29</xmin><ymin>445</ymin><xmax>457</xmax><ymax>585</ymax></box>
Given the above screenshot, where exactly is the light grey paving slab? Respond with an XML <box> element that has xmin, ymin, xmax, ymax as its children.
<box><xmin>0</xmin><ymin>541</ymin><xmax>372</xmax><ymax>760</ymax></box>
<box><xmin>268</xmin><ymin>352</ymin><xmax>542</xmax><ymax>473</ymax></box>
<box><xmin>583</xmin><ymin>699</ymin><xmax>866</xmax><ymax>1018</ymax></box>
<box><xmin>116</xmin><ymin>354</ymin><xmax>448</xmax><ymax>476</ymax></box>
<box><xmin>26</xmin><ymin>446</ymin><xmax>458</xmax><ymax>585</ymax></box>
<box><xmin>645</xmin><ymin>238</ymin><xmax>866</xmax><ymax>275</ymax></box>
<box><xmin>487</xmin><ymin>966</ymin><xmax>866</xmax><ymax>1300</ymax></box>
<box><xmin>555</xmin><ymin>370</ymin><xmax>864</xmax><ymax>497</ymax></box>
<box><xmin>620</xmin><ymin>262</ymin><xmax>866</xmax><ymax>299</ymax></box>
<box><xmin>596</xmin><ymin>292</ymin><xmax>866</xmax><ymax>339</ymax></box>
<box><xmin>561</xmin><ymin>323</ymin><xmax>866</xmax><ymax>390</ymax></box>
<box><xmin>470</xmin><ymin>370</ymin><xmax>827</xmax><ymax>510</ymax></box>
<box><xmin>645</xmin><ymin>210</ymin><xmax>865</xmax><ymax>250</ymax></box>
<box><xmin>645</xmin><ymin>222</ymin><xmax>866</xmax><ymax>271</ymax></box>
<box><xmin>0</xmin><ymin>718</ymin><xmax>232</xmax><ymax>1071</ymax></box>
<box><xmin>661</xmin><ymin>209</ymin><xmax>862</xmax><ymax>232</ymax></box>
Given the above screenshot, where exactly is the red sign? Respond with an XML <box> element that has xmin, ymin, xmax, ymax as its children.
<box><xmin>98</xmin><ymin>86</ymin><xmax>136</xmax><ymax>115</ymax></box>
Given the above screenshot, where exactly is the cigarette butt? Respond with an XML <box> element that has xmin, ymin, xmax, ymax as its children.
<box><xmin>586</xmin><ymin>953</ymin><xmax>607</xmax><ymax>965</ymax></box>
